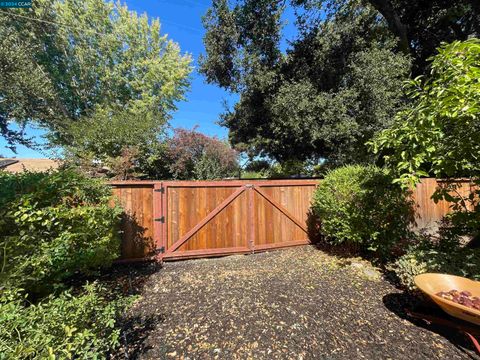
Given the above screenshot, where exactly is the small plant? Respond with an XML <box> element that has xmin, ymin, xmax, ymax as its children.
<box><xmin>311</xmin><ymin>165</ymin><xmax>414</xmax><ymax>260</ymax></box>
<box><xmin>390</xmin><ymin>240</ymin><xmax>480</xmax><ymax>290</ymax></box>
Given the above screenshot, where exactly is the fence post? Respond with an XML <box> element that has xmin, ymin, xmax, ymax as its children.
<box><xmin>246</xmin><ymin>184</ymin><xmax>256</xmax><ymax>253</ymax></box>
<box><xmin>153</xmin><ymin>182</ymin><xmax>164</xmax><ymax>261</ymax></box>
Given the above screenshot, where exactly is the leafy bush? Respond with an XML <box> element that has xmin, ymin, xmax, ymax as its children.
<box><xmin>312</xmin><ymin>165</ymin><xmax>414</xmax><ymax>260</ymax></box>
<box><xmin>370</xmin><ymin>39</ymin><xmax>480</xmax><ymax>244</ymax></box>
<box><xmin>431</xmin><ymin>181</ymin><xmax>480</xmax><ymax>247</ymax></box>
<box><xmin>0</xmin><ymin>283</ymin><xmax>132</xmax><ymax>359</ymax></box>
<box><xmin>0</xmin><ymin>170</ymin><xmax>129</xmax><ymax>358</ymax></box>
<box><xmin>265</xmin><ymin>160</ymin><xmax>315</xmax><ymax>178</ymax></box>
<box><xmin>241</xmin><ymin>159</ymin><xmax>321</xmax><ymax>179</ymax></box>
<box><xmin>369</xmin><ymin>39</ymin><xmax>480</xmax><ymax>283</ymax></box>
<box><xmin>0</xmin><ymin>170</ymin><xmax>122</xmax><ymax>294</ymax></box>
<box><xmin>391</xmin><ymin>240</ymin><xmax>480</xmax><ymax>290</ymax></box>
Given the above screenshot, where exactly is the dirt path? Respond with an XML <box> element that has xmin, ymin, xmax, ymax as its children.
<box><xmin>121</xmin><ymin>246</ymin><xmax>477</xmax><ymax>359</ymax></box>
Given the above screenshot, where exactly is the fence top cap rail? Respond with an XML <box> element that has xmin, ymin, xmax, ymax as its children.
<box><xmin>108</xmin><ymin>177</ymin><xmax>474</xmax><ymax>187</ymax></box>
<box><xmin>109</xmin><ymin>180</ymin><xmax>159</xmax><ymax>186</ymax></box>
<box><xmin>434</xmin><ymin>178</ymin><xmax>477</xmax><ymax>183</ymax></box>
<box><xmin>109</xmin><ymin>179</ymin><xmax>321</xmax><ymax>186</ymax></box>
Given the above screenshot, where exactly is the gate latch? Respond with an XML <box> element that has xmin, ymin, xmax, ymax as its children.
<box><xmin>155</xmin><ymin>246</ymin><xmax>165</xmax><ymax>254</ymax></box>
<box><xmin>155</xmin><ymin>216</ymin><xmax>165</xmax><ymax>223</ymax></box>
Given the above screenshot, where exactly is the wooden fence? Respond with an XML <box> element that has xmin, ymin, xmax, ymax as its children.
<box><xmin>111</xmin><ymin>178</ymin><xmax>474</xmax><ymax>262</ymax></box>
<box><xmin>412</xmin><ymin>178</ymin><xmax>475</xmax><ymax>232</ymax></box>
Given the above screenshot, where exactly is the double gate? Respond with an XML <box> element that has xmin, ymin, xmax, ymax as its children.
<box><xmin>111</xmin><ymin>178</ymin><xmax>476</xmax><ymax>262</ymax></box>
<box><xmin>151</xmin><ymin>180</ymin><xmax>318</xmax><ymax>260</ymax></box>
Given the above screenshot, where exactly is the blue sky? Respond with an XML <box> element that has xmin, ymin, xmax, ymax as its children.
<box><xmin>0</xmin><ymin>0</ymin><xmax>297</xmax><ymax>158</ymax></box>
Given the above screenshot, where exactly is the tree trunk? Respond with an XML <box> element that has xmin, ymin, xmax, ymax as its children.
<box><xmin>467</xmin><ymin>233</ymin><xmax>480</xmax><ymax>249</ymax></box>
<box><xmin>471</xmin><ymin>0</ymin><xmax>480</xmax><ymax>37</ymax></box>
<box><xmin>368</xmin><ymin>0</ymin><xmax>410</xmax><ymax>55</ymax></box>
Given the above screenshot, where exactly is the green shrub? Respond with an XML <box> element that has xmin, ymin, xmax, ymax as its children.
<box><xmin>0</xmin><ymin>170</ymin><xmax>122</xmax><ymax>294</ymax></box>
<box><xmin>0</xmin><ymin>283</ymin><xmax>132</xmax><ymax>359</ymax></box>
<box><xmin>391</xmin><ymin>240</ymin><xmax>480</xmax><ymax>290</ymax></box>
<box><xmin>312</xmin><ymin>165</ymin><xmax>414</xmax><ymax>260</ymax></box>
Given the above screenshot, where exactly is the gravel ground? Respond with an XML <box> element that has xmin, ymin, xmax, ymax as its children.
<box><xmin>119</xmin><ymin>246</ymin><xmax>478</xmax><ymax>359</ymax></box>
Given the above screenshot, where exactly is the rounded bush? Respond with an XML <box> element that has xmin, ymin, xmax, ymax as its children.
<box><xmin>311</xmin><ymin>165</ymin><xmax>414</xmax><ymax>260</ymax></box>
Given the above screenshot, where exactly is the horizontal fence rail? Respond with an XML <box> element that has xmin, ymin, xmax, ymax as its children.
<box><xmin>110</xmin><ymin>178</ymin><xmax>476</xmax><ymax>262</ymax></box>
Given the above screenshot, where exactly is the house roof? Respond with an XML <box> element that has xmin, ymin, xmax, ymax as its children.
<box><xmin>0</xmin><ymin>158</ymin><xmax>60</xmax><ymax>173</ymax></box>
<box><xmin>0</xmin><ymin>159</ymin><xmax>19</xmax><ymax>168</ymax></box>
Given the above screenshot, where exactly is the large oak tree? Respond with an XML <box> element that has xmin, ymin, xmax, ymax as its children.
<box><xmin>200</xmin><ymin>0</ymin><xmax>479</xmax><ymax>165</ymax></box>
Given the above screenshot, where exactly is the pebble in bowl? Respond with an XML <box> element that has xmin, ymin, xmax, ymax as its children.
<box><xmin>414</xmin><ymin>273</ymin><xmax>480</xmax><ymax>325</ymax></box>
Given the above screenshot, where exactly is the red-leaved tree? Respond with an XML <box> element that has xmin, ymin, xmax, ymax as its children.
<box><xmin>167</xmin><ymin>128</ymin><xmax>239</xmax><ymax>180</ymax></box>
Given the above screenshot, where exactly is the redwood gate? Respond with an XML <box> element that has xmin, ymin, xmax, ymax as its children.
<box><xmin>153</xmin><ymin>180</ymin><xmax>318</xmax><ymax>260</ymax></box>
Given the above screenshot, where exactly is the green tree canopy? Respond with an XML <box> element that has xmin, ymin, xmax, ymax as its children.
<box><xmin>200</xmin><ymin>0</ymin><xmax>478</xmax><ymax>165</ymax></box>
<box><xmin>371</xmin><ymin>38</ymin><xmax>480</xmax><ymax>186</ymax></box>
<box><xmin>0</xmin><ymin>0</ymin><xmax>192</xmax><ymax>154</ymax></box>
<box><xmin>295</xmin><ymin>0</ymin><xmax>479</xmax><ymax>74</ymax></box>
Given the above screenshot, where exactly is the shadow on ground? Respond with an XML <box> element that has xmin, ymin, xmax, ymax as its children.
<box><xmin>101</xmin><ymin>262</ymin><xmax>163</xmax><ymax>359</ymax></box>
<box><xmin>118</xmin><ymin>313</ymin><xmax>166</xmax><ymax>359</ymax></box>
<box><xmin>383</xmin><ymin>292</ymin><xmax>479</xmax><ymax>359</ymax></box>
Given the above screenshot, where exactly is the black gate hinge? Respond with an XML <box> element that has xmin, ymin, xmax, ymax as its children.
<box><xmin>154</xmin><ymin>246</ymin><xmax>165</xmax><ymax>255</ymax></box>
<box><xmin>154</xmin><ymin>187</ymin><xmax>165</xmax><ymax>193</ymax></box>
<box><xmin>154</xmin><ymin>216</ymin><xmax>165</xmax><ymax>223</ymax></box>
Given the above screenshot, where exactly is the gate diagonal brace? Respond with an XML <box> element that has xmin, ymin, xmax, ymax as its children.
<box><xmin>253</xmin><ymin>186</ymin><xmax>308</xmax><ymax>233</ymax></box>
<box><xmin>166</xmin><ymin>186</ymin><xmax>246</xmax><ymax>254</ymax></box>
